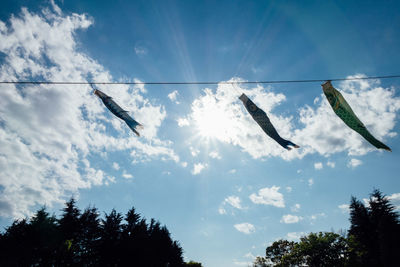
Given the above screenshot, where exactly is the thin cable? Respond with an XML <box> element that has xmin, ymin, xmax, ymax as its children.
<box><xmin>1</xmin><ymin>75</ymin><xmax>400</xmax><ymax>85</ymax></box>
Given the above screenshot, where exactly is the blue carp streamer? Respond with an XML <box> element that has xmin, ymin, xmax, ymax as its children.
<box><xmin>94</xmin><ymin>89</ymin><xmax>142</xmax><ymax>136</ymax></box>
<box><xmin>239</xmin><ymin>93</ymin><xmax>299</xmax><ymax>150</ymax></box>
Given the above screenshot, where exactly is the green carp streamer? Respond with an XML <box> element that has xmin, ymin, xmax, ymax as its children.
<box><xmin>322</xmin><ymin>81</ymin><xmax>391</xmax><ymax>151</ymax></box>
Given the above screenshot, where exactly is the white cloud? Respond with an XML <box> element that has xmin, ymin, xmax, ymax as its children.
<box><xmin>280</xmin><ymin>214</ymin><xmax>302</xmax><ymax>224</ymax></box>
<box><xmin>177</xmin><ymin>117</ymin><xmax>190</xmax><ymax>127</ymax></box>
<box><xmin>134</xmin><ymin>43</ymin><xmax>148</xmax><ymax>55</ymax></box>
<box><xmin>192</xmin><ymin>163</ymin><xmax>207</xmax><ymax>175</ymax></box>
<box><xmin>233</xmin><ymin>260</ymin><xmax>253</xmax><ymax>266</ymax></box>
<box><xmin>310</xmin><ymin>212</ymin><xmax>326</xmax><ymax>221</ymax></box>
<box><xmin>347</xmin><ymin>158</ymin><xmax>363</xmax><ymax>168</ymax></box>
<box><xmin>225</xmin><ymin>196</ymin><xmax>244</xmax><ymax>210</ymax></box>
<box><xmin>388</xmin><ymin>193</ymin><xmax>400</xmax><ymax>211</ymax></box>
<box><xmin>291</xmin><ymin>203</ymin><xmax>301</xmax><ymax>212</ymax></box>
<box><xmin>0</xmin><ymin>4</ymin><xmax>178</xmax><ymax>218</ymax></box>
<box><xmin>286</xmin><ymin>186</ymin><xmax>293</xmax><ymax>193</ymax></box>
<box><xmin>112</xmin><ymin>162</ymin><xmax>120</xmax><ymax>170</ymax></box>
<box><xmin>104</xmin><ymin>176</ymin><xmax>116</xmax><ymax>186</ymax></box>
<box><xmin>218</xmin><ymin>207</ymin><xmax>227</xmax><ymax>215</ymax></box>
<box><xmin>167</xmin><ymin>90</ymin><xmax>180</xmax><ymax>104</ymax></box>
<box><xmin>327</xmin><ymin>161</ymin><xmax>336</xmax><ymax>168</ymax></box>
<box><xmin>338</xmin><ymin>204</ymin><xmax>350</xmax><ymax>213</ymax></box>
<box><xmin>249</xmin><ymin>186</ymin><xmax>285</xmax><ymax>208</ymax></box>
<box><xmin>181</xmin><ymin>161</ymin><xmax>188</xmax><ymax>168</ymax></box>
<box><xmin>234</xmin><ymin>223</ymin><xmax>255</xmax><ymax>234</ymax></box>
<box><xmin>286</xmin><ymin>232</ymin><xmax>306</xmax><ymax>241</ymax></box>
<box><xmin>229</xmin><ymin>169</ymin><xmax>237</xmax><ymax>174</ymax></box>
<box><xmin>314</xmin><ymin>162</ymin><xmax>323</xmax><ymax>170</ymax></box>
<box><xmin>122</xmin><ymin>171</ymin><xmax>133</xmax><ymax>179</ymax></box>
<box><xmin>185</xmin><ymin>75</ymin><xmax>400</xmax><ymax>160</ymax></box>
<box><xmin>244</xmin><ymin>252</ymin><xmax>255</xmax><ymax>259</ymax></box>
<box><xmin>190</xmin><ymin>146</ymin><xmax>200</xmax><ymax>157</ymax></box>
<box><xmin>308</xmin><ymin>178</ymin><xmax>314</xmax><ymax>187</ymax></box>
<box><xmin>209</xmin><ymin>150</ymin><xmax>222</xmax><ymax>159</ymax></box>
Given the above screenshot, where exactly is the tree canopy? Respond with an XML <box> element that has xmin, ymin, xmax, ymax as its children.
<box><xmin>254</xmin><ymin>189</ymin><xmax>400</xmax><ymax>267</ymax></box>
<box><xmin>0</xmin><ymin>198</ymin><xmax>200</xmax><ymax>266</ymax></box>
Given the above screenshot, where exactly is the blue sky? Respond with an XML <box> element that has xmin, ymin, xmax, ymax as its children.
<box><xmin>0</xmin><ymin>0</ymin><xmax>400</xmax><ymax>266</ymax></box>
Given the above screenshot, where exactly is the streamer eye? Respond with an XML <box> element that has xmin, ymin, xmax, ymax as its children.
<box><xmin>249</xmin><ymin>104</ymin><xmax>257</xmax><ymax>112</ymax></box>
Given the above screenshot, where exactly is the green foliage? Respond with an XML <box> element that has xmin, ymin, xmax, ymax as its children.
<box><xmin>261</xmin><ymin>232</ymin><xmax>347</xmax><ymax>267</ymax></box>
<box><xmin>265</xmin><ymin>239</ymin><xmax>295</xmax><ymax>266</ymax></box>
<box><xmin>0</xmin><ymin>198</ymin><xmax>187</xmax><ymax>266</ymax></box>
<box><xmin>253</xmin><ymin>256</ymin><xmax>269</xmax><ymax>266</ymax></box>
<box><xmin>255</xmin><ymin>189</ymin><xmax>400</xmax><ymax>267</ymax></box>
<box><xmin>282</xmin><ymin>232</ymin><xmax>347</xmax><ymax>267</ymax></box>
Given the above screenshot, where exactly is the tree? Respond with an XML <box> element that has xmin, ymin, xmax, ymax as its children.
<box><xmin>348</xmin><ymin>189</ymin><xmax>400</xmax><ymax>266</ymax></box>
<box><xmin>0</xmin><ymin>199</ymin><xmax>188</xmax><ymax>266</ymax></box>
<box><xmin>57</xmin><ymin>198</ymin><xmax>81</xmax><ymax>265</ymax></box>
<box><xmin>253</xmin><ymin>256</ymin><xmax>269</xmax><ymax>267</ymax></box>
<box><xmin>99</xmin><ymin>209</ymin><xmax>123</xmax><ymax>265</ymax></box>
<box><xmin>265</xmin><ymin>239</ymin><xmax>295</xmax><ymax>266</ymax></box>
<box><xmin>0</xmin><ymin>218</ymin><xmax>33</xmax><ymax>266</ymax></box>
<box><xmin>258</xmin><ymin>232</ymin><xmax>347</xmax><ymax>267</ymax></box>
<box><xmin>79</xmin><ymin>206</ymin><xmax>101</xmax><ymax>265</ymax></box>
<box><xmin>29</xmin><ymin>207</ymin><xmax>60</xmax><ymax>265</ymax></box>
<box><xmin>255</xmin><ymin>189</ymin><xmax>400</xmax><ymax>267</ymax></box>
<box><xmin>286</xmin><ymin>232</ymin><xmax>347</xmax><ymax>267</ymax></box>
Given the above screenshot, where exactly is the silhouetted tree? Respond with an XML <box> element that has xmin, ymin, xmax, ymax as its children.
<box><xmin>57</xmin><ymin>198</ymin><xmax>81</xmax><ymax>265</ymax></box>
<box><xmin>348</xmin><ymin>189</ymin><xmax>400</xmax><ymax>266</ymax></box>
<box><xmin>120</xmin><ymin>207</ymin><xmax>143</xmax><ymax>264</ymax></box>
<box><xmin>253</xmin><ymin>256</ymin><xmax>269</xmax><ymax>267</ymax></box>
<box><xmin>259</xmin><ymin>233</ymin><xmax>347</xmax><ymax>267</ymax></box>
<box><xmin>79</xmin><ymin>206</ymin><xmax>101</xmax><ymax>266</ymax></box>
<box><xmin>0</xmin><ymin>218</ymin><xmax>32</xmax><ymax>266</ymax></box>
<box><xmin>265</xmin><ymin>239</ymin><xmax>295</xmax><ymax>266</ymax></box>
<box><xmin>29</xmin><ymin>207</ymin><xmax>59</xmax><ymax>265</ymax></box>
<box><xmin>0</xmin><ymin>199</ymin><xmax>188</xmax><ymax>267</ymax></box>
<box><xmin>254</xmin><ymin>189</ymin><xmax>400</xmax><ymax>267</ymax></box>
<box><xmin>185</xmin><ymin>260</ymin><xmax>203</xmax><ymax>266</ymax></box>
<box><xmin>286</xmin><ymin>232</ymin><xmax>347</xmax><ymax>267</ymax></box>
<box><xmin>99</xmin><ymin>209</ymin><xmax>123</xmax><ymax>266</ymax></box>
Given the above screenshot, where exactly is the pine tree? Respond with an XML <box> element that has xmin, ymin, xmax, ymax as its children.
<box><xmin>99</xmin><ymin>209</ymin><xmax>123</xmax><ymax>265</ymax></box>
<box><xmin>348</xmin><ymin>189</ymin><xmax>400</xmax><ymax>266</ymax></box>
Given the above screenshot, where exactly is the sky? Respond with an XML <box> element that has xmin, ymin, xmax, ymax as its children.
<box><xmin>0</xmin><ymin>0</ymin><xmax>400</xmax><ymax>266</ymax></box>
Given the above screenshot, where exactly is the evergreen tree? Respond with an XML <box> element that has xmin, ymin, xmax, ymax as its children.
<box><xmin>79</xmin><ymin>206</ymin><xmax>101</xmax><ymax>266</ymax></box>
<box><xmin>120</xmin><ymin>207</ymin><xmax>142</xmax><ymax>264</ymax></box>
<box><xmin>348</xmin><ymin>189</ymin><xmax>400</xmax><ymax>266</ymax></box>
<box><xmin>99</xmin><ymin>209</ymin><xmax>123</xmax><ymax>265</ymax></box>
<box><xmin>29</xmin><ymin>207</ymin><xmax>59</xmax><ymax>266</ymax></box>
<box><xmin>57</xmin><ymin>198</ymin><xmax>81</xmax><ymax>265</ymax></box>
<box><xmin>0</xmin><ymin>218</ymin><xmax>32</xmax><ymax>266</ymax></box>
<box><xmin>0</xmin><ymin>199</ymin><xmax>192</xmax><ymax>267</ymax></box>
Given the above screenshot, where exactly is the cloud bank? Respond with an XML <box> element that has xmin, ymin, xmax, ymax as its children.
<box><xmin>0</xmin><ymin>4</ymin><xmax>177</xmax><ymax>217</ymax></box>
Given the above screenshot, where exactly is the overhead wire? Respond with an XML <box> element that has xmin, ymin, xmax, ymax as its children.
<box><xmin>0</xmin><ymin>74</ymin><xmax>400</xmax><ymax>86</ymax></box>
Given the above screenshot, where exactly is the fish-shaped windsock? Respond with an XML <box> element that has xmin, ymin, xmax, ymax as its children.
<box><xmin>94</xmin><ymin>89</ymin><xmax>142</xmax><ymax>136</ymax></box>
<box><xmin>239</xmin><ymin>93</ymin><xmax>299</xmax><ymax>150</ymax></box>
<box><xmin>322</xmin><ymin>81</ymin><xmax>391</xmax><ymax>151</ymax></box>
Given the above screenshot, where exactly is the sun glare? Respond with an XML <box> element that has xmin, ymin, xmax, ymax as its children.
<box><xmin>192</xmin><ymin>103</ymin><xmax>234</xmax><ymax>141</ymax></box>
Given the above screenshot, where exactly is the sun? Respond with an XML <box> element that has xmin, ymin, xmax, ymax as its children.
<box><xmin>192</xmin><ymin>100</ymin><xmax>234</xmax><ymax>141</ymax></box>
